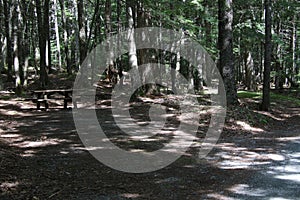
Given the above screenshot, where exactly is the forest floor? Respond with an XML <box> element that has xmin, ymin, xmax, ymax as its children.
<box><xmin>0</xmin><ymin>74</ymin><xmax>299</xmax><ymax>199</ymax></box>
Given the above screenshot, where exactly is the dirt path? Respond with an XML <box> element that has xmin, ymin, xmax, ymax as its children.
<box><xmin>0</xmin><ymin>97</ymin><xmax>299</xmax><ymax>199</ymax></box>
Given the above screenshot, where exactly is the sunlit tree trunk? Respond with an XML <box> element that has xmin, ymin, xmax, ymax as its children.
<box><xmin>13</xmin><ymin>3</ymin><xmax>22</xmax><ymax>94</ymax></box>
<box><xmin>127</xmin><ymin>2</ymin><xmax>139</xmax><ymax>90</ymax></box>
<box><xmin>45</xmin><ymin>0</ymin><xmax>51</xmax><ymax>74</ymax></box>
<box><xmin>290</xmin><ymin>15</ymin><xmax>297</xmax><ymax>87</ymax></box>
<box><xmin>53</xmin><ymin>0</ymin><xmax>62</xmax><ymax>70</ymax></box>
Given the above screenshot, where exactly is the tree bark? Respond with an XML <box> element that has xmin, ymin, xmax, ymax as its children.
<box><xmin>127</xmin><ymin>2</ymin><xmax>140</xmax><ymax>90</ymax></box>
<box><xmin>53</xmin><ymin>0</ymin><xmax>62</xmax><ymax>70</ymax></box>
<box><xmin>59</xmin><ymin>0</ymin><xmax>71</xmax><ymax>74</ymax></box>
<box><xmin>77</xmin><ymin>0</ymin><xmax>87</xmax><ymax>65</ymax></box>
<box><xmin>36</xmin><ymin>0</ymin><xmax>49</xmax><ymax>87</ymax></box>
<box><xmin>218</xmin><ymin>0</ymin><xmax>238</xmax><ymax>106</ymax></box>
<box><xmin>261</xmin><ymin>0</ymin><xmax>272</xmax><ymax>111</ymax></box>
<box><xmin>3</xmin><ymin>0</ymin><xmax>13</xmax><ymax>81</ymax></box>
<box><xmin>13</xmin><ymin>3</ymin><xmax>22</xmax><ymax>95</ymax></box>
<box><xmin>105</xmin><ymin>0</ymin><xmax>116</xmax><ymax>83</ymax></box>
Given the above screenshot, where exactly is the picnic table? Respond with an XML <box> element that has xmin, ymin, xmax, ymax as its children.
<box><xmin>30</xmin><ymin>89</ymin><xmax>76</xmax><ymax>110</ymax></box>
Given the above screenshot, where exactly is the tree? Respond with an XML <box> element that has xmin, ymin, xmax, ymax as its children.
<box><xmin>36</xmin><ymin>0</ymin><xmax>49</xmax><ymax>87</ymax></box>
<box><xmin>77</xmin><ymin>0</ymin><xmax>87</xmax><ymax>65</ymax></box>
<box><xmin>261</xmin><ymin>0</ymin><xmax>272</xmax><ymax>111</ymax></box>
<box><xmin>218</xmin><ymin>0</ymin><xmax>239</xmax><ymax>105</ymax></box>
<box><xmin>53</xmin><ymin>0</ymin><xmax>62</xmax><ymax>70</ymax></box>
<box><xmin>3</xmin><ymin>0</ymin><xmax>13</xmax><ymax>81</ymax></box>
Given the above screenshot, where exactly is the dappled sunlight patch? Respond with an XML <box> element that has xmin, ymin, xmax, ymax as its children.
<box><xmin>120</xmin><ymin>193</ymin><xmax>141</xmax><ymax>198</ymax></box>
<box><xmin>265</xmin><ymin>153</ymin><xmax>285</xmax><ymax>161</ymax></box>
<box><xmin>208</xmin><ymin>143</ymin><xmax>289</xmax><ymax>169</ymax></box>
<box><xmin>267</xmin><ymin>150</ymin><xmax>300</xmax><ymax>183</ymax></box>
<box><xmin>236</xmin><ymin>121</ymin><xmax>264</xmax><ymax>133</ymax></box>
<box><xmin>0</xmin><ymin>181</ymin><xmax>19</xmax><ymax>192</ymax></box>
<box><xmin>0</xmin><ymin>133</ymin><xmax>22</xmax><ymax>138</ymax></box>
<box><xmin>275</xmin><ymin>174</ymin><xmax>300</xmax><ymax>183</ymax></box>
<box><xmin>60</xmin><ymin>145</ymin><xmax>88</xmax><ymax>154</ymax></box>
<box><xmin>207</xmin><ymin>193</ymin><xmax>235</xmax><ymax>200</ymax></box>
<box><xmin>253</xmin><ymin>110</ymin><xmax>285</xmax><ymax>121</ymax></box>
<box><xmin>12</xmin><ymin>138</ymin><xmax>69</xmax><ymax>148</ymax></box>
<box><xmin>276</xmin><ymin>136</ymin><xmax>300</xmax><ymax>142</ymax></box>
<box><xmin>21</xmin><ymin>149</ymin><xmax>38</xmax><ymax>157</ymax></box>
<box><xmin>227</xmin><ymin>184</ymin><xmax>267</xmax><ymax>197</ymax></box>
<box><xmin>0</xmin><ymin>133</ymin><xmax>26</xmax><ymax>143</ymax></box>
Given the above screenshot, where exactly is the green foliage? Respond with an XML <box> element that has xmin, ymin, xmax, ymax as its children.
<box><xmin>238</xmin><ymin>90</ymin><xmax>300</xmax><ymax>106</ymax></box>
<box><xmin>270</xmin><ymin>93</ymin><xmax>300</xmax><ymax>106</ymax></box>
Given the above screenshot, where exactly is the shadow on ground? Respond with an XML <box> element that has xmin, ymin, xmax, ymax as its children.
<box><xmin>0</xmin><ymin>96</ymin><xmax>299</xmax><ymax>200</ymax></box>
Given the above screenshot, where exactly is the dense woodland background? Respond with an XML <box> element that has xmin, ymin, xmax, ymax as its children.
<box><xmin>0</xmin><ymin>0</ymin><xmax>299</xmax><ymax>111</ymax></box>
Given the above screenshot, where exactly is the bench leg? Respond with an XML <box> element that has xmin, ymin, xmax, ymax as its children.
<box><xmin>45</xmin><ymin>100</ymin><xmax>49</xmax><ymax>110</ymax></box>
<box><xmin>64</xmin><ymin>99</ymin><xmax>68</xmax><ymax>109</ymax></box>
<box><xmin>37</xmin><ymin>102</ymin><xmax>41</xmax><ymax>110</ymax></box>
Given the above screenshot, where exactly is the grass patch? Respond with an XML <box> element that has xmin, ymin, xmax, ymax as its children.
<box><xmin>238</xmin><ymin>90</ymin><xmax>300</xmax><ymax>106</ymax></box>
<box><xmin>270</xmin><ymin>93</ymin><xmax>300</xmax><ymax>106</ymax></box>
<box><xmin>0</xmin><ymin>95</ymin><xmax>11</xmax><ymax>100</ymax></box>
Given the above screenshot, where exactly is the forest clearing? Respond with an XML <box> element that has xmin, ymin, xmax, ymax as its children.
<box><xmin>0</xmin><ymin>0</ymin><xmax>299</xmax><ymax>199</ymax></box>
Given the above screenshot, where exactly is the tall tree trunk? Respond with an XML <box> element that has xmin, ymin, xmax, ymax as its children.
<box><xmin>53</xmin><ymin>0</ymin><xmax>62</xmax><ymax>70</ymax></box>
<box><xmin>244</xmin><ymin>51</ymin><xmax>257</xmax><ymax>91</ymax></box>
<box><xmin>105</xmin><ymin>0</ymin><xmax>116</xmax><ymax>83</ymax></box>
<box><xmin>127</xmin><ymin>2</ymin><xmax>139</xmax><ymax>90</ymax></box>
<box><xmin>274</xmin><ymin>19</ymin><xmax>283</xmax><ymax>89</ymax></box>
<box><xmin>13</xmin><ymin>3</ymin><xmax>21</xmax><ymax>95</ymax></box>
<box><xmin>77</xmin><ymin>0</ymin><xmax>87</xmax><ymax>65</ymax></box>
<box><xmin>290</xmin><ymin>15</ymin><xmax>297</xmax><ymax>87</ymax></box>
<box><xmin>218</xmin><ymin>0</ymin><xmax>238</xmax><ymax>105</ymax></box>
<box><xmin>116</xmin><ymin>0</ymin><xmax>123</xmax><ymax>86</ymax></box>
<box><xmin>59</xmin><ymin>0</ymin><xmax>71</xmax><ymax>74</ymax></box>
<box><xmin>0</xmin><ymin>0</ymin><xmax>4</xmax><ymax>75</ymax></box>
<box><xmin>36</xmin><ymin>0</ymin><xmax>49</xmax><ymax>88</ymax></box>
<box><xmin>261</xmin><ymin>0</ymin><xmax>272</xmax><ymax>111</ymax></box>
<box><xmin>44</xmin><ymin>0</ymin><xmax>51</xmax><ymax>74</ymax></box>
<box><xmin>3</xmin><ymin>0</ymin><xmax>13</xmax><ymax>81</ymax></box>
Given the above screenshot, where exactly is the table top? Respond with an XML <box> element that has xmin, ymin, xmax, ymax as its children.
<box><xmin>32</xmin><ymin>89</ymin><xmax>73</xmax><ymax>93</ymax></box>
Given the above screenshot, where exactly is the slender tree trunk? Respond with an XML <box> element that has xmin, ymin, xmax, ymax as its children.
<box><xmin>105</xmin><ymin>0</ymin><xmax>116</xmax><ymax>83</ymax></box>
<box><xmin>13</xmin><ymin>4</ymin><xmax>21</xmax><ymax>95</ymax></box>
<box><xmin>127</xmin><ymin>3</ymin><xmax>139</xmax><ymax>90</ymax></box>
<box><xmin>290</xmin><ymin>15</ymin><xmax>297</xmax><ymax>87</ymax></box>
<box><xmin>218</xmin><ymin>0</ymin><xmax>238</xmax><ymax>105</ymax></box>
<box><xmin>116</xmin><ymin>0</ymin><xmax>123</xmax><ymax>86</ymax></box>
<box><xmin>44</xmin><ymin>0</ymin><xmax>51</xmax><ymax>74</ymax></box>
<box><xmin>261</xmin><ymin>0</ymin><xmax>272</xmax><ymax>111</ymax></box>
<box><xmin>3</xmin><ymin>0</ymin><xmax>13</xmax><ymax>81</ymax></box>
<box><xmin>59</xmin><ymin>0</ymin><xmax>71</xmax><ymax>74</ymax></box>
<box><xmin>170</xmin><ymin>3</ymin><xmax>177</xmax><ymax>93</ymax></box>
<box><xmin>77</xmin><ymin>0</ymin><xmax>87</xmax><ymax>65</ymax></box>
<box><xmin>53</xmin><ymin>0</ymin><xmax>62</xmax><ymax>70</ymax></box>
<box><xmin>244</xmin><ymin>51</ymin><xmax>256</xmax><ymax>91</ymax></box>
<box><xmin>274</xmin><ymin>19</ymin><xmax>283</xmax><ymax>89</ymax></box>
<box><xmin>0</xmin><ymin>0</ymin><xmax>4</xmax><ymax>75</ymax></box>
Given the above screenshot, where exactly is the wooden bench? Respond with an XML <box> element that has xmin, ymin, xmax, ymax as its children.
<box><xmin>30</xmin><ymin>89</ymin><xmax>76</xmax><ymax>110</ymax></box>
